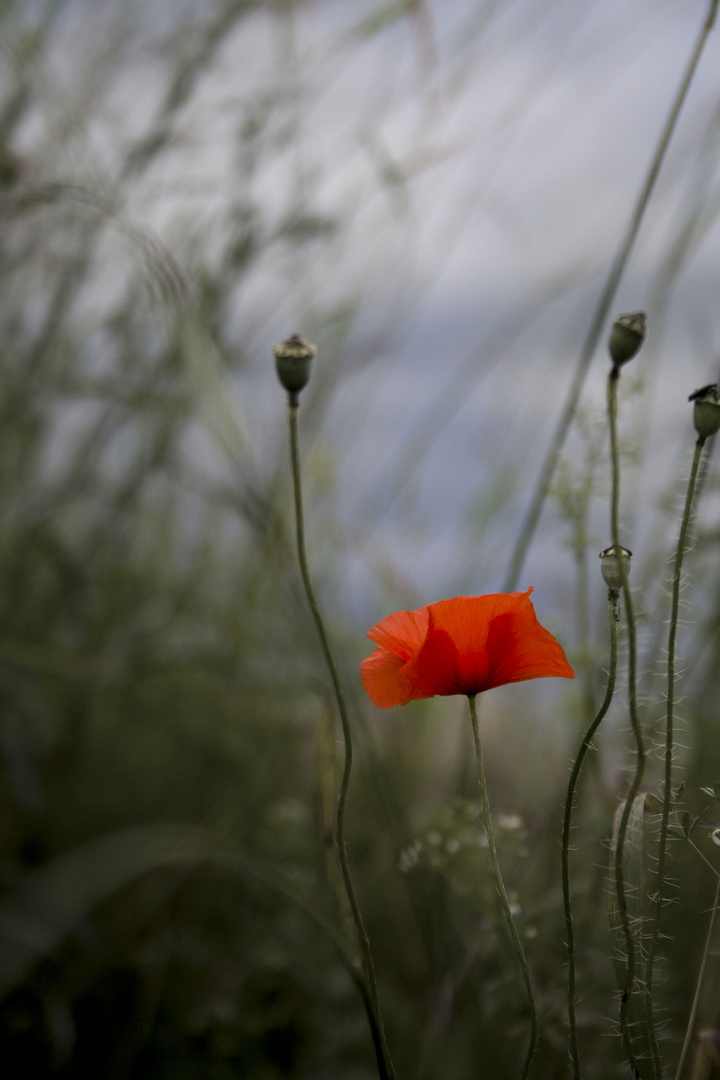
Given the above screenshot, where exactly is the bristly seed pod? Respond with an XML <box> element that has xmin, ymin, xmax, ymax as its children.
<box><xmin>608</xmin><ymin>312</ymin><xmax>647</xmax><ymax>368</ymax></box>
<box><xmin>689</xmin><ymin>383</ymin><xmax>720</xmax><ymax>439</ymax></box>
<box><xmin>599</xmin><ymin>544</ymin><xmax>632</xmax><ymax>590</ymax></box>
<box><xmin>274</xmin><ymin>334</ymin><xmax>317</xmax><ymax>401</ymax></box>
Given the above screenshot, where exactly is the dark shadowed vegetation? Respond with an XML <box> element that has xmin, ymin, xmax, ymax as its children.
<box><xmin>1</xmin><ymin>2</ymin><xmax>720</xmax><ymax>1078</ymax></box>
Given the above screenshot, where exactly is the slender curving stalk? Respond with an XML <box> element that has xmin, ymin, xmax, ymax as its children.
<box><xmin>562</xmin><ymin>595</ymin><xmax>619</xmax><ymax>1080</ymax></box>
<box><xmin>647</xmin><ymin>436</ymin><xmax>706</xmax><ymax>1004</ymax></box>
<box><xmin>502</xmin><ymin>0</ymin><xmax>719</xmax><ymax>594</ymax></box>
<box><xmin>607</xmin><ymin>367</ymin><xmax>654</xmax><ymax>1077</ymax></box>
<box><xmin>287</xmin><ymin>400</ymin><xmax>396</xmax><ymax>1080</ymax></box>
<box><xmin>675</xmin><ymin>878</ymin><xmax>720</xmax><ymax>1080</ymax></box>
<box><xmin>467</xmin><ymin>693</ymin><xmax>537</xmax><ymax>1080</ymax></box>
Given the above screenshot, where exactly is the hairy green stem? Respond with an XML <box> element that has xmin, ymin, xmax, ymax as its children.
<box><xmin>647</xmin><ymin>437</ymin><xmax>706</xmax><ymax>1012</ymax></box>
<box><xmin>562</xmin><ymin>596</ymin><xmax>618</xmax><ymax>1079</ymax></box>
<box><xmin>607</xmin><ymin>368</ymin><xmax>653</xmax><ymax>1078</ymax></box>
<box><xmin>288</xmin><ymin>401</ymin><xmax>395</xmax><ymax>1080</ymax></box>
<box><xmin>685</xmin><ymin>835</ymin><xmax>720</xmax><ymax>883</ymax></box>
<box><xmin>675</xmin><ymin>877</ymin><xmax>720</xmax><ymax>1080</ymax></box>
<box><xmin>468</xmin><ymin>693</ymin><xmax>537</xmax><ymax>1080</ymax></box>
<box><xmin>502</xmin><ymin>0</ymin><xmax>718</xmax><ymax>594</ymax></box>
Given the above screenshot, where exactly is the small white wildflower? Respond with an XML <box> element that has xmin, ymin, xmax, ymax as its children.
<box><xmin>398</xmin><ymin>839</ymin><xmax>422</xmax><ymax>872</ymax></box>
<box><xmin>497</xmin><ymin>813</ymin><xmax>524</xmax><ymax>831</ymax></box>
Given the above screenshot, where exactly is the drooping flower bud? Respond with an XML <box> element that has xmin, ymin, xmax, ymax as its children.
<box><xmin>274</xmin><ymin>334</ymin><xmax>317</xmax><ymax>400</ymax></box>
<box><xmin>689</xmin><ymin>384</ymin><xmax>720</xmax><ymax>439</ymax></box>
<box><xmin>608</xmin><ymin>312</ymin><xmax>647</xmax><ymax>368</ymax></box>
<box><xmin>599</xmin><ymin>544</ymin><xmax>632</xmax><ymax>590</ymax></box>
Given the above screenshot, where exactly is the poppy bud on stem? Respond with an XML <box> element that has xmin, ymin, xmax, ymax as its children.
<box><xmin>689</xmin><ymin>383</ymin><xmax>720</xmax><ymax>440</ymax></box>
<box><xmin>274</xmin><ymin>333</ymin><xmax>317</xmax><ymax>406</ymax></box>
<box><xmin>562</xmin><ymin>593</ymin><xmax>619</xmax><ymax>1080</ymax></box>
<box><xmin>606</xmin><ymin>353</ymin><xmax>654</xmax><ymax>1076</ymax></box>
<box><xmin>608</xmin><ymin>311</ymin><xmax>647</xmax><ymax>376</ymax></box>
<box><xmin>277</xmin><ymin>338</ymin><xmax>395</xmax><ymax>1080</ymax></box>
<box><xmin>599</xmin><ymin>544</ymin><xmax>632</xmax><ymax>622</ymax></box>
<box><xmin>599</xmin><ymin>544</ymin><xmax>632</xmax><ymax>592</ymax></box>
<box><xmin>647</xmin><ymin>386</ymin><xmax>715</xmax><ymax>1035</ymax></box>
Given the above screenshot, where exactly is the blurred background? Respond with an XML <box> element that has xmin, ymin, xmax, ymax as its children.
<box><xmin>2</xmin><ymin>0</ymin><xmax>720</xmax><ymax>1077</ymax></box>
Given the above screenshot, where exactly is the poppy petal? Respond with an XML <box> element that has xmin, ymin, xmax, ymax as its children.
<box><xmin>418</xmin><ymin>594</ymin><xmax>498</xmax><ymax>691</ymax></box>
<box><xmin>482</xmin><ymin>596</ymin><xmax>574</xmax><ymax>689</ymax></box>
<box><xmin>367</xmin><ymin>607</ymin><xmax>429</xmax><ymax>660</ymax></box>
<box><xmin>361</xmin><ymin>588</ymin><xmax>573</xmax><ymax>708</ymax></box>
<box><xmin>398</xmin><ymin>616</ymin><xmax>464</xmax><ymax>700</ymax></box>
<box><xmin>360</xmin><ymin>645</ymin><xmax>406</xmax><ymax>708</ymax></box>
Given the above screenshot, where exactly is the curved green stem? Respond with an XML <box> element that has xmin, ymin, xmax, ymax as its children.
<box><xmin>468</xmin><ymin>693</ymin><xmax>537</xmax><ymax>1080</ymax></box>
<box><xmin>502</xmin><ymin>0</ymin><xmax>718</xmax><ymax>593</ymax></box>
<box><xmin>562</xmin><ymin>596</ymin><xmax>618</xmax><ymax>1079</ymax></box>
<box><xmin>287</xmin><ymin>401</ymin><xmax>395</xmax><ymax>1080</ymax></box>
<box><xmin>607</xmin><ymin>368</ymin><xmax>652</xmax><ymax>1078</ymax></box>
<box><xmin>647</xmin><ymin>437</ymin><xmax>706</xmax><ymax>1013</ymax></box>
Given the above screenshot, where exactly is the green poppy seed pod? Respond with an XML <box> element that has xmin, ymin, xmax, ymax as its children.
<box><xmin>274</xmin><ymin>334</ymin><xmax>317</xmax><ymax>399</ymax></box>
<box><xmin>608</xmin><ymin>312</ymin><xmax>647</xmax><ymax>368</ymax></box>
<box><xmin>599</xmin><ymin>544</ymin><xmax>632</xmax><ymax>590</ymax></box>
<box><xmin>689</xmin><ymin>384</ymin><xmax>720</xmax><ymax>438</ymax></box>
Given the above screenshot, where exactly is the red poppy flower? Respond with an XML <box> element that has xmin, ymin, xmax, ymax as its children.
<box><xmin>361</xmin><ymin>588</ymin><xmax>574</xmax><ymax>708</ymax></box>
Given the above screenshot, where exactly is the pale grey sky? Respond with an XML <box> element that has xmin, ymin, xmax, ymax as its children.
<box><xmin>5</xmin><ymin>0</ymin><xmax>720</xmax><ymax>625</ymax></box>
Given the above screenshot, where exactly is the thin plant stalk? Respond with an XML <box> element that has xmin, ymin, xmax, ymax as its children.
<box><xmin>562</xmin><ymin>594</ymin><xmax>619</xmax><ymax>1080</ymax></box>
<box><xmin>647</xmin><ymin>436</ymin><xmax>706</xmax><ymax>1011</ymax></box>
<box><xmin>467</xmin><ymin>693</ymin><xmax>537</xmax><ymax>1080</ymax></box>
<box><xmin>502</xmin><ymin>0</ymin><xmax>719</xmax><ymax>594</ymax></box>
<box><xmin>675</xmin><ymin>878</ymin><xmax>720</xmax><ymax>1080</ymax></box>
<box><xmin>607</xmin><ymin>367</ymin><xmax>654</xmax><ymax>1077</ymax></box>
<box><xmin>287</xmin><ymin>400</ymin><xmax>396</xmax><ymax>1080</ymax></box>
<box><xmin>683</xmin><ymin>835</ymin><xmax>720</xmax><ymax>881</ymax></box>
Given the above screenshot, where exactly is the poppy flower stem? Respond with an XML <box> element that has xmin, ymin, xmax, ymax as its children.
<box><xmin>287</xmin><ymin>401</ymin><xmax>396</xmax><ymax>1080</ymax></box>
<box><xmin>607</xmin><ymin>368</ymin><xmax>655</xmax><ymax>1078</ymax></box>
<box><xmin>562</xmin><ymin>594</ymin><xmax>619</xmax><ymax>1080</ymax></box>
<box><xmin>467</xmin><ymin>693</ymin><xmax>537</xmax><ymax>1080</ymax></box>
<box><xmin>646</xmin><ymin>435</ymin><xmax>706</xmax><ymax>1020</ymax></box>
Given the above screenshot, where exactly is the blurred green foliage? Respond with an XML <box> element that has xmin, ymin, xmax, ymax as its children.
<box><xmin>0</xmin><ymin>2</ymin><xmax>720</xmax><ymax>1079</ymax></box>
